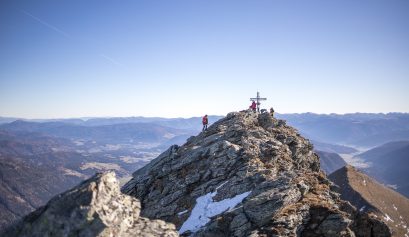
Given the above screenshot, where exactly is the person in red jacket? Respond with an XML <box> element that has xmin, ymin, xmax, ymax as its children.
<box><xmin>250</xmin><ymin>101</ymin><xmax>257</xmax><ymax>112</ymax></box>
<box><xmin>202</xmin><ymin>115</ymin><xmax>208</xmax><ymax>131</ymax></box>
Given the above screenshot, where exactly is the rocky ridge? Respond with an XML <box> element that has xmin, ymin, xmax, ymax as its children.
<box><xmin>2</xmin><ymin>171</ymin><xmax>178</xmax><ymax>237</ymax></box>
<box><xmin>122</xmin><ymin>111</ymin><xmax>391</xmax><ymax>236</ymax></box>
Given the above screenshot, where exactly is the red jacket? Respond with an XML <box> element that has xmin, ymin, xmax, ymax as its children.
<box><xmin>202</xmin><ymin>116</ymin><xmax>208</xmax><ymax>125</ymax></box>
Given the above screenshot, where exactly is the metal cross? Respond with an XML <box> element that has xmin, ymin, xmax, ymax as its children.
<box><xmin>250</xmin><ymin>91</ymin><xmax>267</xmax><ymax>112</ymax></box>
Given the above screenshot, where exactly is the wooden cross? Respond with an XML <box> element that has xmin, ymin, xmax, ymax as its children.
<box><xmin>250</xmin><ymin>91</ymin><xmax>267</xmax><ymax>112</ymax></box>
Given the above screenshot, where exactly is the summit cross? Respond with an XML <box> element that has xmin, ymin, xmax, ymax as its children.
<box><xmin>250</xmin><ymin>91</ymin><xmax>267</xmax><ymax>112</ymax></box>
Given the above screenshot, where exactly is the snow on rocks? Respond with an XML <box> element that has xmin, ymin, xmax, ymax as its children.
<box><xmin>384</xmin><ymin>214</ymin><xmax>394</xmax><ymax>222</ymax></box>
<box><xmin>178</xmin><ymin>210</ymin><xmax>188</xmax><ymax>216</ymax></box>
<box><xmin>179</xmin><ymin>190</ymin><xmax>251</xmax><ymax>234</ymax></box>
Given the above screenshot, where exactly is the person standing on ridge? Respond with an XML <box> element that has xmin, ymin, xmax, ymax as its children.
<box><xmin>202</xmin><ymin>114</ymin><xmax>208</xmax><ymax>131</ymax></box>
<box><xmin>250</xmin><ymin>101</ymin><xmax>257</xmax><ymax>112</ymax></box>
<box><xmin>270</xmin><ymin>107</ymin><xmax>275</xmax><ymax>117</ymax></box>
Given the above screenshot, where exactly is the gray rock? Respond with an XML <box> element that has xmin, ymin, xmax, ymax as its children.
<box><xmin>257</xmin><ymin>112</ymin><xmax>274</xmax><ymax>130</ymax></box>
<box><xmin>297</xmin><ymin>181</ymin><xmax>310</xmax><ymax>196</ymax></box>
<box><xmin>317</xmin><ymin>213</ymin><xmax>352</xmax><ymax>236</ymax></box>
<box><xmin>2</xmin><ymin>172</ymin><xmax>178</xmax><ymax>237</ymax></box>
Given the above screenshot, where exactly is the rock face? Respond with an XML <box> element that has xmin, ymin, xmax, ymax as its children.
<box><xmin>122</xmin><ymin>111</ymin><xmax>391</xmax><ymax>237</ymax></box>
<box><xmin>2</xmin><ymin>171</ymin><xmax>178</xmax><ymax>237</ymax></box>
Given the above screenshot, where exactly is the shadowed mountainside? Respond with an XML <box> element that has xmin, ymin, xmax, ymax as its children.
<box><xmin>0</xmin><ymin>131</ymin><xmax>84</xmax><ymax>230</ymax></box>
<box><xmin>329</xmin><ymin>165</ymin><xmax>409</xmax><ymax>237</ymax></box>
<box><xmin>358</xmin><ymin>141</ymin><xmax>409</xmax><ymax>198</ymax></box>
<box><xmin>316</xmin><ymin>150</ymin><xmax>347</xmax><ymax>174</ymax></box>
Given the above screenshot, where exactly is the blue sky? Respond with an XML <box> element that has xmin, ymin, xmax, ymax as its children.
<box><xmin>1</xmin><ymin>0</ymin><xmax>408</xmax><ymax>118</ymax></box>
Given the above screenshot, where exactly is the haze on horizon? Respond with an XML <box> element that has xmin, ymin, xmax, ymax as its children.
<box><xmin>1</xmin><ymin>0</ymin><xmax>409</xmax><ymax>119</ymax></box>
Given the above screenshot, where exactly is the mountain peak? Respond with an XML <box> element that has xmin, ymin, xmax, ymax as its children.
<box><xmin>122</xmin><ymin>111</ymin><xmax>391</xmax><ymax>236</ymax></box>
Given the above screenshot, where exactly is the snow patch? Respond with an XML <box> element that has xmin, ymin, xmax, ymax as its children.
<box><xmin>179</xmin><ymin>190</ymin><xmax>251</xmax><ymax>234</ymax></box>
<box><xmin>359</xmin><ymin>206</ymin><xmax>366</xmax><ymax>212</ymax></box>
<box><xmin>393</xmin><ymin>204</ymin><xmax>398</xmax><ymax>211</ymax></box>
<box><xmin>178</xmin><ymin>210</ymin><xmax>188</xmax><ymax>216</ymax></box>
<box><xmin>216</xmin><ymin>181</ymin><xmax>229</xmax><ymax>190</ymax></box>
<box><xmin>363</xmin><ymin>179</ymin><xmax>366</xmax><ymax>186</ymax></box>
<box><xmin>384</xmin><ymin>214</ymin><xmax>394</xmax><ymax>222</ymax></box>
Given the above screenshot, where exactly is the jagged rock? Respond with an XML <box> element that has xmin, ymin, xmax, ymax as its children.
<box><xmin>2</xmin><ymin>171</ymin><xmax>178</xmax><ymax>237</ymax></box>
<box><xmin>257</xmin><ymin>111</ymin><xmax>274</xmax><ymax>129</ymax></box>
<box><xmin>351</xmin><ymin>212</ymin><xmax>391</xmax><ymax>237</ymax></box>
<box><xmin>122</xmin><ymin>111</ymin><xmax>391</xmax><ymax>236</ymax></box>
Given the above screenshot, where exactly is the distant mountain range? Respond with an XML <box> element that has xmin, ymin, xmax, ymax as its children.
<box><xmin>277</xmin><ymin>112</ymin><xmax>409</xmax><ymax>148</ymax></box>
<box><xmin>329</xmin><ymin>165</ymin><xmax>409</xmax><ymax>236</ymax></box>
<box><xmin>0</xmin><ymin>116</ymin><xmax>222</xmax><ymax>131</ymax></box>
<box><xmin>313</xmin><ymin>140</ymin><xmax>358</xmax><ymax>154</ymax></box>
<box><xmin>0</xmin><ymin>120</ymin><xmax>192</xmax><ymax>145</ymax></box>
<box><xmin>3</xmin><ymin>112</ymin><xmax>408</xmax><ymax>148</ymax></box>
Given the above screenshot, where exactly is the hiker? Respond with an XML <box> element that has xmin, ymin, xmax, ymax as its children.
<box><xmin>202</xmin><ymin>114</ymin><xmax>208</xmax><ymax>131</ymax></box>
<box><xmin>270</xmin><ymin>107</ymin><xmax>275</xmax><ymax>117</ymax></box>
<box><xmin>250</xmin><ymin>101</ymin><xmax>257</xmax><ymax>112</ymax></box>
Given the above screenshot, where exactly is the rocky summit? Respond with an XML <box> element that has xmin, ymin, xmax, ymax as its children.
<box><xmin>122</xmin><ymin>111</ymin><xmax>391</xmax><ymax>237</ymax></box>
<box><xmin>2</xmin><ymin>171</ymin><xmax>178</xmax><ymax>237</ymax></box>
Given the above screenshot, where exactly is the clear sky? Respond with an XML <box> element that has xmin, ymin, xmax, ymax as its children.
<box><xmin>1</xmin><ymin>0</ymin><xmax>408</xmax><ymax>118</ymax></box>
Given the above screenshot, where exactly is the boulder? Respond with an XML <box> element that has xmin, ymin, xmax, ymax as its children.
<box><xmin>2</xmin><ymin>172</ymin><xmax>178</xmax><ymax>237</ymax></box>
